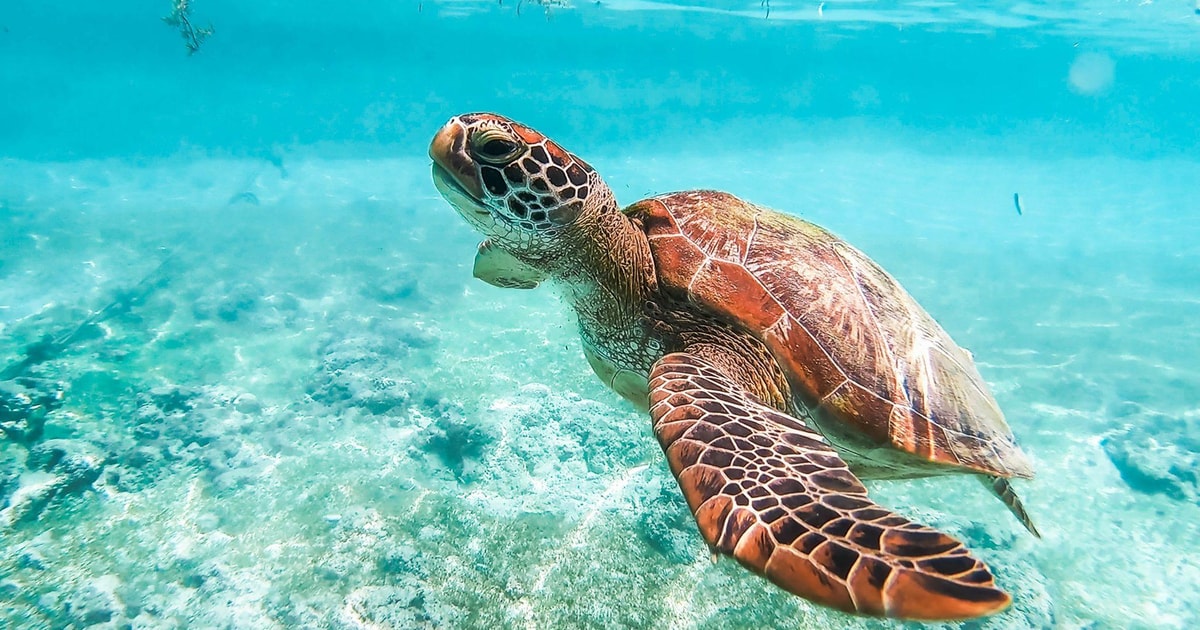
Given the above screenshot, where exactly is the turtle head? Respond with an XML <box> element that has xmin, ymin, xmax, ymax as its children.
<box><xmin>429</xmin><ymin>113</ymin><xmax>614</xmax><ymax>255</ymax></box>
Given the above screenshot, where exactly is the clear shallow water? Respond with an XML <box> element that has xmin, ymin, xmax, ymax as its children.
<box><xmin>2</xmin><ymin>2</ymin><xmax>1199</xmax><ymax>628</ymax></box>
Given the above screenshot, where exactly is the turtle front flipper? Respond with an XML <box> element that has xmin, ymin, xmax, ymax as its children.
<box><xmin>473</xmin><ymin>239</ymin><xmax>547</xmax><ymax>289</ymax></box>
<box><xmin>649</xmin><ymin>352</ymin><xmax>1011</xmax><ymax>621</ymax></box>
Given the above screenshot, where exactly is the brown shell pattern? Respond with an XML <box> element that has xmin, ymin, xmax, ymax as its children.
<box><xmin>630</xmin><ymin>191</ymin><xmax>1032</xmax><ymax>478</ymax></box>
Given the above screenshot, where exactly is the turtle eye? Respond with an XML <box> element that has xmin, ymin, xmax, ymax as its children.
<box><xmin>471</xmin><ymin>130</ymin><xmax>524</xmax><ymax>165</ymax></box>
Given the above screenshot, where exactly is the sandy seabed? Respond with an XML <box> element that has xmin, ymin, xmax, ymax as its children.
<box><xmin>1</xmin><ymin>141</ymin><xmax>1198</xmax><ymax>628</ymax></box>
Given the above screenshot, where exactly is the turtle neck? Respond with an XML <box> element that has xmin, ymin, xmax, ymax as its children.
<box><xmin>545</xmin><ymin>191</ymin><xmax>661</xmax><ymax>378</ymax></box>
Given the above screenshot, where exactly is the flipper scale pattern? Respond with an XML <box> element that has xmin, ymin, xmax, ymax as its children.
<box><xmin>649</xmin><ymin>352</ymin><xmax>1011</xmax><ymax>621</ymax></box>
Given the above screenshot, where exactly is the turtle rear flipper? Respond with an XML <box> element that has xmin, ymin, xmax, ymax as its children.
<box><xmin>982</xmin><ymin>475</ymin><xmax>1041</xmax><ymax>538</ymax></box>
<box><xmin>649</xmin><ymin>353</ymin><xmax>1011</xmax><ymax>621</ymax></box>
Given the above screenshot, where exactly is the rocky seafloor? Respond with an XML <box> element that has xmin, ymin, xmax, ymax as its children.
<box><xmin>1</xmin><ymin>150</ymin><xmax>1198</xmax><ymax>629</ymax></box>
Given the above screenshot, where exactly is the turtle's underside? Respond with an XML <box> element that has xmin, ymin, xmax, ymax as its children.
<box><xmin>428</xmin><ymin>112</ymin><xmax>1038</xmax><ymax>621</ymax></box>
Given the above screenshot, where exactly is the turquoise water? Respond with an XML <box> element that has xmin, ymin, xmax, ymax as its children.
<box><xmin>2</xmin><ymin>1</ymin><xmax>1199</xmax><ymax>628</ymax></box>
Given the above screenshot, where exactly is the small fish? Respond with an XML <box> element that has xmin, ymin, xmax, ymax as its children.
<box><xmin>266</xmin><ymin>153</ymin><xmax>288</xmax><ymax>178</ymax></box>
<box><xmin>228</xmin><ymin>191</ymin><xmax>260</xmax><ymax>206</ymax></box>
<box><xmin>1013</xmin><ymin>192</ymin><xmax>1023</xmax><ymax>216</ymax></box>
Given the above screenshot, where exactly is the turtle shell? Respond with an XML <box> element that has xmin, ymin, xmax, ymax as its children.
<box><xmin>628</xmin><ymin>190</ymin><xmax>1033</xmax><ymax>479</ymax></box>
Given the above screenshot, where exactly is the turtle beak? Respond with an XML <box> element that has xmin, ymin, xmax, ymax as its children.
<box><xmin>429</xmin><ymin>118</ymin><xmax>484</xmax><ymax>200</ymax></box>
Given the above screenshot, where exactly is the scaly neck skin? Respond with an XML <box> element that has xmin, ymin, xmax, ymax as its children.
<box><xmin>540</xmin><ymin>197</ymin><xmax>659</xmax><ymax>367</ymax></box>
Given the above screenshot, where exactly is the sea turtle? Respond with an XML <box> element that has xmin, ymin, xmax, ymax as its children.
<box><xmin>428</xmin><ymin>113</ymin><xmax>1038</xmax><ymax>621</ymax></box>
